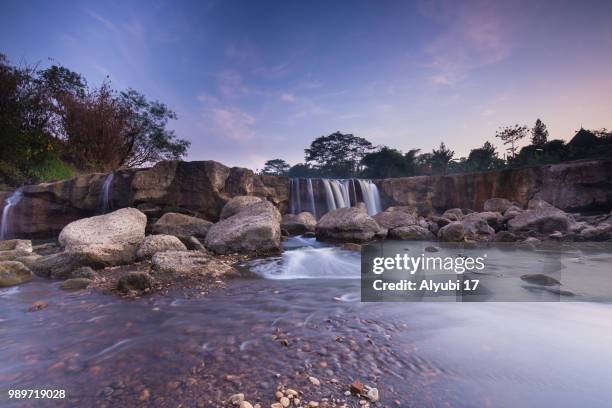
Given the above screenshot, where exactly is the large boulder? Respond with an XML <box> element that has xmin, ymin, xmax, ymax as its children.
<box><xmin>373</xmin><ymin>210</ymin><xmax>417</xmax><ymax>230</ymax></box>
<box><xmin>0</xmin><ymin>261</ymin><xmax>34</xmax><ymax>287</ymax></box>
<box><xmin>151</xmin><ymin>213</ymin><xmax>212</xmax><ymax>242</ymax></box>
<box><xmin>316</xmin><ymin>207</ymin><xmax>386</xmax><ymax>242</ymax></box>
<box><xmin>579</xmin><ymin>223</ymin><xmax>612</xmax><ymax>241</ymax></box>
<box><xmin>30</xmin><ymin>252</ymin><xmax>98</xmax><ymax>279</ymax></box>
<box><xmin>205</xmin><ymin>201</ymin><xmax>282</xmax><ymax>254</ymax></box>
<box><xmin>220</xmin><ymin>196</ymin><xmax>263</xmax><ymax>219</ymax></box>
<box><xmin>477</xmin><ymin>211</ymin><xmax>504</xmax><ymax>231</ymax></box>
<box><xmin>438</xmin><ymin>222</ymin><xmax>465</xmax><ymax>242</ymax></box>
<box><xmin>483</xmin><ymin>198</ymin><xmax>514</xmax><ymax>213</ymax></box>
<box><xmin>441</xmin><ymin>208</ymin><xmax>463</xmax><ymax>221</ymax></box>
<box><xmin>136</xmin><ymin>235</ymin><xmax>187</xmax><ymax>260</ymax></box>
<box><xmin>388</xmin><ymin>225</ymin><xmax>435</xmax><ymax>241</ymax></box>
<box><xmin>281</xmin><ymin>212</ymin><xmax>317</xmax><ymax>235</ymax></box>
<box><xmin>59</xmin><ymin>208</ymin><xmax>146</xmax><ymax>265</ymax></box>
<box><xmin>151</xmin><ymin>250</ymin><xmax>237</xmax><ymax>277</ymax></box>
<box><xmin>508</xmin><ymin>201</ymin><xmax>573</xmax><ymax>234</ymax></box>
<box><xmin>461</xmin><ymin>213</ymin><xmax>496</xmax><ymax>242</ymax></box>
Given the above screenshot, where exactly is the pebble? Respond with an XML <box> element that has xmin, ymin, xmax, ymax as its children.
<box><xmin>138</xmin><ymin>388</ymin><xmax>150</xmax><ymax>401</ymax></box>
<box><xmin>229</xmin><ymin>393</ymin><xmax>245</xmax><ymax>405</ymax></box>
<box><xmin>286</xmin><ymin>389</ymin><xmax>298</xmax><ymax>397</ymax></box>
<box><xmin>308</xmin><ymin>376</ymin><xmax>320</xmax><ymax>386</ymax></box>
<box><xmin>271</xmin><ymin>403</ymin><xmax>283</xmax><ymax>408</ymax></box>
<box><xmin>308</xmin><ymin>402</ymin><xmax>319</xmax><ymax>408</ymax></box>
<box><xmin>240</xmin><ymin>402</ymin><xmax>253</xmax><ymax>408</ymax></box>
<box><xmin>28</xmin><ymin>300</ymin><xmax>48</xmax><ymax>312</ymax></box>
<box><xmin>280</xmin><ymin>396</ymin><xmax>290</xmax><ymax>407</ymax></box>
<box><xmin>275</xmin><ymin>391</ymin><xmax>284</xmax><ymax>400</ymax></box>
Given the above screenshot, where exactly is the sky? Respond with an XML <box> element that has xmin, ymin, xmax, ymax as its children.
<box><xmin>1</xmin><ymin>0</ymin><xmax>611</xmax><ymax>170</ymax></box>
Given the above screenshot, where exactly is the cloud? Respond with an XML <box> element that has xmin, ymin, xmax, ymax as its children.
<box><xmin>280</xmin><ymin>92</ymin><xmax>296</xmax><ymax>102</ymax></box>
<box><xmin>218</xmin><ymin>70</ymin><xmax>249</xmax><ymax>98</ymax></box>
<box><xmin>85</xmin><ymin>10</ymin><xmax>116</xmax><ymax>31</ymax></box>
<box><xmin>203</xmin><ymin>107</ymin><xmax>256</xmax><ymax>141</ymax></box>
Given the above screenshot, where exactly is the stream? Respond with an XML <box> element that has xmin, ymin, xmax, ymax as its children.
<box><xmin>1</xmin><ymin>236</ymin><xmax>612</xmax><ymax>407</ymax></box>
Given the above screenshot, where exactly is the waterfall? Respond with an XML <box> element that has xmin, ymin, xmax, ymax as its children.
<box><xmin>321</xmin><ymin>179</ymin><xmax>337</xmax><ymax>212</ymax></box>
<box><xmin>99</xmin><ymin>172</ymin><xmax>114</xmax><ymax>213</ymax></box>
<box><xmin>329</xmin><ymin>180</ymin><xmax>347</xmax><ymax>208</ymax></box>
<box><xmin>306</xmin><ymin>178</ymin><xmax>316</xmax><ymax>218</ymax></box>
<box><xmin>290</xmin><ymin>178</ymin><xmax>302</xmax><ymax>214</ymax></box>
<box><xmin>350</xmin><ymin>179</ymin><xmax>358</xmax><ymax>205</ymax></box>
<box><xmin>0</xmin><ymin>188</ymin><xmax>23</xmax><ymax>240</ymax></box>
<box><xmin>357</xmin><ymin>180</ymin><xmax>382</xmax><ymax>216</ymax></box>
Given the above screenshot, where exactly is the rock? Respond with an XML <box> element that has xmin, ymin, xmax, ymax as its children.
<box><xmin>425</xmin><ymin>245</ymin><xmax>439</xmax><ymax>252</ymax></box>
<box><xmin>30</xmin><ymin>252</ymin><xmax>97</xmax><ymax>279</ymax></box>
<box><xmin>389</xmin><ymin>225</ymin><xmax>435</xmax><ymax>241</ymax></box>
<box><xmin>520</xmin><ymin>274</ymin><xmax>561</xmax><ymax>286</ymax></box>
<box><xmin>477</xmin><ymin>211</ymin><xmax>504</xmax><ymax>231</ymax></box>
<box><xmin>579</xmin><ymin>224</ymin><xmax>612</xmax><ymax>241</ymax></box>
<box><xmin>316</xmin><ymin>207</ymin><xmax>386</xmax><ymax>242</ymax></box>
<box><xmin>59</xmin><ymin>208</ymin><xmax>147</xmax><ymax>265</ymax></box>
<box><xmin>185</xmin><ymin>236</ymin><xmax>206</xmax><ymax>251</ymax></box>
<box><xmin>228</xmin><ymin>393</ymin><xmax>245</xmax><ymax>405</ymax></box>
<box><xmin>271</xmin><ymin>403</ymin><xmax>283</xmax><ymax>408</ymax></box>
<box><xmin>28</xmin><ymin>300</ymin><xmax>48</xmax><ymax>312</ymax></box>
<box><xmin>483</xmin><ymin>198</ymin><xmax>513</xmax><ymax>213</ymax></box>
<box><xmin>60</xmin><ymin>278</ymin><xmax>93</xmax><ymax>290</ymax></box>
<box><xmin>385</xmin><ymin>206</ymin><xmax>418</xmax><ymax>216</ymax></box>
<box><xmin>14</xmin><ymin>254</ymin><xmax>42</xmax><ymax>269</ymax></box>
<box><xmin>71</xmin><ymin>266</ymin><xmax>98</xmax><ymax>280</ymax></box>
<box><xmin>308</xmin><ymin>376</ymin><xmax>320</xmax><ymax>386</ymax></box>
<box><xmin>341</xmin><ymin>242</ymin><xmax>362</xmax><ymax>251</ymax></box>
<box><xmin>442</xmin><ymin>208</ymin><xmax>463</xmax><ymax>221</ymax></box>
<box><xmin>438</xmin><ymin>222</ymin><xmax>465</xmax><ymax>242</ymax></box>
<box><xmin>350</xmin><ymin>380</ymin><xmax>364</xmax><ymax>395</ymax></box>
<box><xmin>220</xmin><ymin>196</ymin><xmax>263</xmax><ymax>219</ymax></box>
<box><xmin>0</xmin><ymin>239</ymin><xmax>33</xmax><ymax>261</ymax></box>
<box><xmin>373</xmin><ymin>210</ymin><xmax>417</xmax><ymax>230</ymax></box>
<box><xmin>136</xmin><ymin>235</ymin><xmax>187</xmax><ymax>260</ymax></box>
<box><xmin>239</xmin><ymin>402</ymin><xmax>253</xmax><ymax>408</ymax></box>
<box><xmin>494</xmin><ymin>231</ymin><xmax>518</xmax><ymax>242</ymax></box>
<box><xmin>303</xmin><ymin>231</ymin><xmax>316</xmax><ymax>238</ymax></box>
<box><xmin>461</xmin><ymin>213</ymin><xmax>495</xmax><ymax>242</ymax></box>
<box><xmin>365</xmin><ymin>386</ymin><xmax>380</xmax><ymax>402</ymax></box>
<box><xmin>549</xmin><ymin>231</ymin><xmax>564</xmax><ymax>240</ymax></box>
<box><xmin>117</xmin><ymin>272</ymin><xmax>154</xmax><ymax>292</ymax></box>
<box><xmin>281</xmin><ymin>212</ymin><xmax>317</xmax><ymax>235</ymax></box>
<box><xmin>279</xmin><ymin>397</ymin><xmax>290</xmax><ymax>407</ymax></box>
<box><xmin>527</xmin><ymin>198</ymin><xmax>554</xmax><ymax>210</ymax></box>
<box><xmin>151</xmin><ymin>251</ymin><xmax>237</xmax><ymax>277</ymax></box>
<box><xmin>0</xmin><ymin>261</ymin><xmax>33</xmax><ymax>287</ymax></box>
<box><xmin>508</xmin><ymin>203</ymin><xmax>573</xmax><ymax>234</ymax></box>
<box><xmin>152</xmin><ymin>213</ymin><xmax>212</xmax><ymax>242</ymax></box>
<box><xmin>428</xmin><ymin>215</ymin><xmax>451</xmax><ymax>228</ymax></box>
<box><xmin>205</xmin><ymin>201</ymin><xmax>282</xmax><ymax>254</ymax></box>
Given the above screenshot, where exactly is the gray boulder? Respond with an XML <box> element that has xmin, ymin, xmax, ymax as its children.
<box><xmin>438</xmin><ymin>222</ymin><xmax>465</xmax><ymax>242</ymax></box>
<box><xmin>477</xmin><ymin>211</ymin><xmax>504</xmax><ymax>231</ymax></box>
<box><xmin>0</xmin><ymin>239</ymin><xmax>33</xmax><ymax>261</ymax></box>
<box><xmin>31</xmin><ymin>252</ymin><xmax>99</xmax><ymax>279</ymax></box>
<box><xmin>151</xmin><ymin>250</ymin><xmax>237</xmax><ymax>277</ymax></box>
<box><xmin>508</xmin><ymin>202</ymin><xmax>573</xmax><ymax>234</ymax></box>
<box><xmin>14</xmin><ymin>254</ymin><xmax>42</xmax><ymax>269</ymax></box>
<box><xmin>219</xmin><ymin>196</ymin><xmax>263</xmax><ymax>220</ymax></box>
<box><xmin>281</xmin><ymin>212</ymin><xmax>317</xmax><ymax>235</ymax></box>
<box><xmin>59</xmin><ymin>208</ymin><xmax>147</xmax><ymax>265</ymax></box>
<box><xmin>136</xmin><ymin>235</ymin><xmax>187</xmax><ymax>260</ymax></box>
<box><xmin>0</xmin><ymin>261</ymin><xmax>34</xmax><ymax>287</ymax></box>
<box><xmin>389</xmin><ymin>225</ymin><xmax>435</xmax><ymax>240</ymax></box>
<box><xmin>71</xmin><ymin>266</ymin><xmax>98</xmax><ymax>280</ymax></box>
<box><xmin>442</xmin><ymin>208</ymin><xmax>463</xmax><ymax>221</ymax></box>
<box><xmin>462</xmin><ymin>213</ymin><xmax>496</xmax><ymax>242</ymax></box>
<box><xmin>579</xmin><ymin>224</ymin><xmax>612</xmax><ymax>241</ymax></box>
<box><xmin>205</xmin><ymin>201</ymin><xmax>282</xmax><ymax>254</ymax></box>
<box><xmin>483</xmin><ymin>198</ymin><xmax>513</xmax><ymax>213</ymax></box>
<box><xmin>373</xmin><ymin>210</ymin><xmax>417</xmax><ymax>230</ymax></box>
<box><xmin>316</xmin><ymin>207</ymin><xmax>386</xmax><ymax>242</ymax></box>
<box><xmin>152</xmin><ymin>212</ymin><xmax>212</xmax><ymax>242</ymax></box>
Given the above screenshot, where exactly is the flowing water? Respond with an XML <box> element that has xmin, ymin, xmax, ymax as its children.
<box><xmin>1</xmin><ymin>237</ymin><xmax>612</xmax><ymax>407</ymax></box>
<box><xmin>0</xmin><ymin>188</ymin><xmax>23</xmax><ymax>240</ymax></box>
<box><xmin>99</xmin><ymin>173</ymin><xmax>115</xmax><ymax>214</ymax></box>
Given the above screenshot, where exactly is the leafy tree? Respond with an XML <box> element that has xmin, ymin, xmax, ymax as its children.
<box><xmin>361</xmin><ymin>147</ymin><xmax>420</xmax><ymax>178</ymax></box>
<box><xmin>496</xmin><ymin>124</ymin><xmax>528</xmax><ymax>159</ymax></box>
<box><xmin>428</xmin><ymin>142</ymin><xmax>455</xmax><ymax>174</ymax></box>
<box><xmin>287</xmin><ymin>163</ymin><xmax>317</xmax><ymax>178</ymax></box>
<box><xmin>531</xmin><ymin>119</ymin><xmax>549</xmax><ymax>147</ymax></box>
<box><xmin>262</xmin><ymin>159</ymin><xmax>290</xmax><ymax>176</ymax></box>
<box><xmin>304</xmin><ymin>131</ymin><xmax>373</xmax><ymax>177</ymax></box>
<box><xmin>465</xmin><ymin>141</ymin><xmax>504</xmax><ymax>171</ymax></box>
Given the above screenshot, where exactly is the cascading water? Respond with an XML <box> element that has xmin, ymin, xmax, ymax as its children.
<box><xmin>306</xmin><ymin>178</ymin><xmax>316</xmax><ymax>218</ymax></box>
<box><xmin>321</xmin><ymin>179</ymin><xmax>337</xmax><ymax>212</ymax></box>
<box><xmin>0</xmin><ymin>188</ymin><xmax>23</xmax><ymax>240</ymax></box>
<box><xmin>99</xmin><ymin>172</ymin><xmax>114</xmax><ymax>213</ymax></box>
<box><xmin>357</xmin><ymin>179</ymin><xmax>382</xmax><ymax>216</ymax></box>
<box><xmin>329</xmin><ymin>180</ymin><xmax>347</xmax><ymax>208</ymax></box>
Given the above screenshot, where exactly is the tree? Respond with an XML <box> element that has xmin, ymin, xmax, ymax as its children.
<box><xmin>496</xmin><ymin>124</ymin><xmax>528</xmax><ymax>159</ymax></box>
<box><xmin>304</xmin><ymin>131</ymin><xmax>373</xmax><ymax>177</ymax></box>
<box><xmin>531</xmin><ymin>119</ymin><xmax>549</xmax><ymax>147</ymax></box>
<box><xmin>361</xmin><ymin>147</ymin><xmax>420</xmax><ymax>178</ymax></box>
<box><xmin>287</xmin><ymin>163</ymin><xmax>316</xmax><ymax>178</ymax></box>
<box><xmin>262</xmin><ymin>159</ymin><xmax>290</xmax><ymax>176</ymax></box>
<box><xmin>429</xmin><ymin>142</ymin><xmax>455</xmax><ymax>174</ymax></box>
<box><xmin>465</xmin><ymin>141</ymin><xmax>504</xmax><ymax>171</ymax></box>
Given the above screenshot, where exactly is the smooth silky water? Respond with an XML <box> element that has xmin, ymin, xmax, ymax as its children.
<box><xmin>1</xmin><ymin>237</ymin><xmax>612</xmax><ymax>407</ymax></box>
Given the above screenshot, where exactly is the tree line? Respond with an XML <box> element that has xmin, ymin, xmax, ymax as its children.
<box><xmin>0</xmin><ymin>53</ymin><xmax>189</xmax><ymax>187</ymax></box>
<box><xmin>261</xmin><ymin>122</ymin><xmax>612</xmax><ymax>179</ymax></box>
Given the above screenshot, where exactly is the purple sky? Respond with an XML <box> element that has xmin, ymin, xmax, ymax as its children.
<box><xmin>2</xmin><ymin>0</ymin><xmax>611</xmax><ymax>170</ymax></box>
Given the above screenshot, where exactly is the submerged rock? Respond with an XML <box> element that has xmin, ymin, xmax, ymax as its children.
<box><xmin>281</xmin><ymin>212</ymin><xmax>317</xmax><ymax>235</ymax></box>
<box><xmin>136</xmin><ymin>234</ymin><xmax>187</xmax><ymax>260</ymax></box>
<box><xmin>316</xmin><ymin>207</ymin><xmax>386</xmax><ymax>242</ymax></box>
<box><xmin>151</xmin><ymin>212</ymin><xmax>212</xmax><ymax>242</ymax></box>
<box><xmin>59</xmin><ymin>208</ymin><xmax>147</xmax><ymax>265</ymax></box>
<box><xmin>31</xmin><ymin>252</ymin><xmax>100</xmax><ymax>279</ymax></box>
<box><xmin>117</xmin><ymin>272</ymin><xmax>154</xmax><ymax>292</ymax></box>
<box><xmin>205</xmin><ymin>201</ymin><xmax>282</xmax><ymax>254</ymax></box>
<box><xmin>220</xmin><ymin>196</ymin><xmax>263</xmax><ymax>220</ymax></box>
<box><xmin>0</xmin><ymin>261</ymin><xmax>33</xmax><ymax>287</ymax></box>
<box><xmin>151</xmin><ymin>250</ymin><xmax>237</xmax><ymax>277</ymax></box>
<box><xmin>520</xmin><ymin>274</ymin><xmax>561</xmax><ymax>286</ymax></box>
<box><xmin>60</xmin><ymin>278</ymin><xmax>93</xmax><ymax>290</ymax></box>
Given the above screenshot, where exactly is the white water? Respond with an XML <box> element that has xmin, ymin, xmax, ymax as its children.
<box><xmin>99</xmin><ymin>172</ymin><xmax>114</xmax><ymax>213</ymax></box>
<box><xmin>0</xmin><ymin>188</ymin><xmax>23</xmax><ymax>240</ymax></box>
<box><xmin>357</xmin><ymin>179</ymin><xmax>382</xmax><ymax>215</ymax></box>
<box><xmin>306</xmin><ymin>178</ymin><xmax>316</xmax><ymax>218</ymax></box>
<box><xmin>321</xmin><ymin>179</ymin><xmax>337</xmax><ymax>212</ymax></box>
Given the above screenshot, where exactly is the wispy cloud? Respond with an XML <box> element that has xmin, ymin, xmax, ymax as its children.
<box><xmin>204</xmin><ymin>107</ymin><xmax>256</xmax><ymax>141</ymax></box>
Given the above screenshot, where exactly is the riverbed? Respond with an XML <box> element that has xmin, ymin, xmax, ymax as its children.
<box><xmin>1</xmin><ymin>237</ymin><xmax>612</xmax><ymax>407</ymax></box>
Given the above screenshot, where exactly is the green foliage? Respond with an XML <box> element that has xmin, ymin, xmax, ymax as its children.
<box><xmin>463</xmin><ymin>141</ymin><xmax>504</xmax><ymax>171</ymax></box>
<box><xmin>428</xmin><ymin>142</ymin><xmax>455</xmax><ymax>174</ymax></box>
<box><xmin>531</xmin><ymin>119</ymin><xmax>548</xmax><ymax>147</ymax></box>
<box><xmin>305</xmin><ymin>131</ymin><xmax>373</xmax><ymax>177</ymax></box>
<box><xmin>286</xmin><ymin>163</ymin><xmax>317</xmax><ymax>178</ymax></box>
<box><xmin>261</xmin><ymin>159</ymin><xmax>290</xmax><ymax>176</ymax></box>
<box><xmin>496</xmin><ymin>124</ymin><xmax>528</xmax><ymax>158</ymax></box>
<box><xmin>361</xmin><ymin>147</ymin><xmax>419</xmax><ymax>178</ymax></box>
